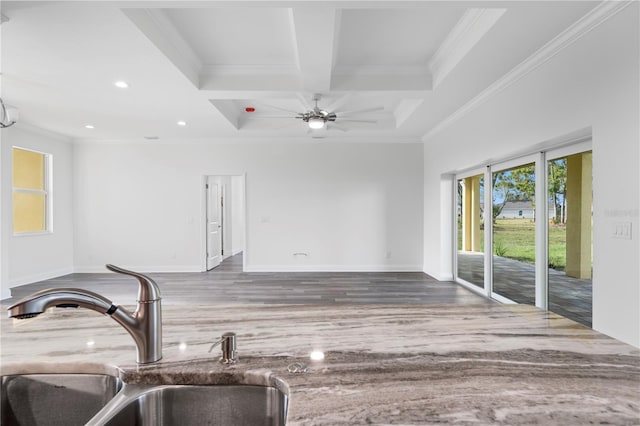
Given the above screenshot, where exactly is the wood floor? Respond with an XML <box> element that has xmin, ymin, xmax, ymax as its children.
<box><xmin>4</xmin><ymin>253</ymin><xmax>494</xmax><ymax>306</ymax></box>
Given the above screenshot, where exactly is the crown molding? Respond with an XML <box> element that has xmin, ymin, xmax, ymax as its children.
<box><xmin>201</xmin><ymin>64</ymin><xmax>299</xmax><ymax>76</ymax></box>
<box><xmin>5</xmin><ymin>122</ymin><xmax>72</xmax><ymax>143</ymax></box>
<box><xmin>423</xmin><ymin>1</ymin><xmax>633</xmax><ymax>142</ymax></box>
<box><xmin>429</xmin><ymin>8</ymin><xmax>506</xmax><ymax>89</ymax></box>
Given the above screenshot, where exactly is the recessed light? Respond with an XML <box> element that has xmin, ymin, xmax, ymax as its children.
<box><xmin>85</xmin><ymin>124</ymin><xmax>95</xmax><ymax>129</ymax></box>
<box><xmin>114</xmin><ymin>81</ymin><xmax>129</xmax><ymax>89</ymax></box>
<box><xmin>177</xmin><ymin>121</ymin><xmax>187</xmax><ymax>126</ymax></box>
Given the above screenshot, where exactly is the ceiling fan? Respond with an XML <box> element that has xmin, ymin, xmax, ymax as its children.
<box><xmin>255</xmin><ymin>94</ymin><xmax>383</xmax><ymax>132</ymax></box>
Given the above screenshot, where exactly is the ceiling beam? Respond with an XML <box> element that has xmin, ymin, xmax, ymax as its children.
<box><xmin>122</xmin><ymin>9</ymin><xmax>202</xmax><ymax>88</ymax></box>
<box><xmin>429</xmin><ymin>8</ymin><xmax>506</xmax><ymax>88</ymax></box>
<box><xmin>290</xmin><ymin>7</ymin><xmax>339</xmax><ymax>93</ymax></box>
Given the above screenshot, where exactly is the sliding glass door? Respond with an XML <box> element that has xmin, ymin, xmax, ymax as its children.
<box><xmin>546</xmin><ymin>150</ymin><xmax>593</xmax><ymax>327</ymax></box>
<box><xmin>456</xmin><ymin>172</ymin><xmax>485</xmax><ymax>288</ymax></box>
<box><xmin>454</xmin><ymin>140</ymin><xmax>593</xmax><ymax>326</ymax></box>
<box><xmin>491</xmin><ymin>162</ymin><xmax>536</xmax><ymax>304</ymax></box>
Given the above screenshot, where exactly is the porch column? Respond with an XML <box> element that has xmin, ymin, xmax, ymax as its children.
<box><xmin>470</xmin><ymin>176</ymin><xmax>481</xmax><ymax>252</ymax></box>
<box><xmin>565</xmin><ymin>152</ymin><xmax>592</xmax><ymax>279</ymax></box>
<box><xmin>462</xmin><ymin>177</ymin><xmax>481</xmax><ymax>252</ymax></box>
<box><xmin>462</xmin><ymin>178</ymin><xmax>472</xmax><ymax>251</ymax></box>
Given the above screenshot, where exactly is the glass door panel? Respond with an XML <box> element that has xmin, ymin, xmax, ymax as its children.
<box><xmin>492</xmin><ymin>163</ymin><xmax>536</xmax><ymax>304</ymax></box>
<box><xmin>547</xmin><ymin>152</ymin><xmax>592</xmax><ymax>326</ymax></box>
<box><xmin>457</xmin><ymin>174</ymin><xmax>484</xmax><ymax>288</ymax></box>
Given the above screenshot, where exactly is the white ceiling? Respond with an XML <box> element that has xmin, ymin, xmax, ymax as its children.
<box><xmin>0</xmin><ymin>1</ymin><xmax>599</xmax><ymax>143</ymax></box>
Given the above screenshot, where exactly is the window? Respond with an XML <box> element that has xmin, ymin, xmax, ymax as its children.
<box><xmin>12</xmin><ymin>147</ymin><xmax>51</xmax><ymax>234</ymax></box>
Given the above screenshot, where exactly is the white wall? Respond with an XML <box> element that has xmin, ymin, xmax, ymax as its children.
<box><xmin>423</xmin><ymin>5</ymin><xmax>639</xmax><ymax>346</ymax></box>
<box><xmin>73</xmin><ymin>142</ymin><xmax>424</xmax><ymax>273</ymax></box>
<box><xmin>0</xmin><ymin>125</ymin><xmax>75</xmax><ymax>299</ymax></box>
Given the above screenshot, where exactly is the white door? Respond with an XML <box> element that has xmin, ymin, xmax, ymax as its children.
<box><xmin>206</xmin><ymin>178</ymin><xmax>222</xmax><ymax>270</ymax></box>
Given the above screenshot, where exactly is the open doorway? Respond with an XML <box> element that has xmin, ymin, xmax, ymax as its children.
<box><xmin>203</xmin><ymin>175</ymin><xmax>245</xmax><ymax>271</ymax></box>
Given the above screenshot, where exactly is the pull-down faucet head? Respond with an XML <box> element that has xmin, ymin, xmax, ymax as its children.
<box><xmin>7</xmin><ymin>265</ymin><xmax>162</xmax><ymax>364</ymax></box>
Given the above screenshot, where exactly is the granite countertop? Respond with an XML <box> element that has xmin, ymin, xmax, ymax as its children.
<box><xmin>1</xmin><ymin>303</ymin><xmax>639</xmax><ymax>425</ymax></box>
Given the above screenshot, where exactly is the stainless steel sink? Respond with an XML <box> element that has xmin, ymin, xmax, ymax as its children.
<box><xmin>2</xmin><ymin>373</ymin><xmax>287</xmax><ymax>426</ymax></box>
<box><xmin>1</xmin><ymin>374</ymin><xmax>123</xmax><ymax>426</ymax></box>
<box><xmin>91</xmin><ymin>385</ymin><xmax>287</xmax><ymax>426</ymax></box>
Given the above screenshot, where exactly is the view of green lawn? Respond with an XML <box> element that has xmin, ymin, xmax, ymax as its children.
<box><xmin>458</xmin><ymin>218</ymin><xmax>567</xmax><ymax>270</ymax></box>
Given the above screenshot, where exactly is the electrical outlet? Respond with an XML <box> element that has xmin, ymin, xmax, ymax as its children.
<box><xmin>612</xmin><ymin>222</ymin><xmax>632</xmax><ymax>239</ymax></box>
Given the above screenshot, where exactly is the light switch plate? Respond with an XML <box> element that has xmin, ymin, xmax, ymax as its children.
<box><xmin>612</xmin><ymin>222</ymin><xmax>632</xmax><ymax>239</ymax></box>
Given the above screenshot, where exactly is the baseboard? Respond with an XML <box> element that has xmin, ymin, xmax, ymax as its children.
<box><xmin>244</xmin><ymin>264</ymin><xmax>423</xmax><ymax>272</ymax></box>
<box><xmin>436</xmin><ymin>273</ymin><xmax>455</xmax><ymax>281</ymax></box>
<box><xmin>8</xmin><ymin>267</ymin><xmax>75</xmax><ymax>288</ymax></box>
<box><xmin>73</xmin><ymin>265</ymin><xmax>201</xmax><ymax>273</ymax></box>
<box><xmin>1</xmin><ymin>287</ymin><xmax>11</xmax><ymax>300</ymax></box>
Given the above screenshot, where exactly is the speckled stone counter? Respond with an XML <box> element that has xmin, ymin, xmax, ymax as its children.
<box><xmin>1</xmin><ymin>304</ymin><xmax>639</xmax><ymax>425</ymax></box>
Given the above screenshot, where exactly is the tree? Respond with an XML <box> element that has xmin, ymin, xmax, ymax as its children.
<box><xmin>492</xmin><ymin>171</ymin><xmax>513</xmax><ymax>222</ymax></box>
<box><xmin>548</xmin><ymin>159</ymin><xmax>567</xmax><ymax>224</ymax></box>
<box><xmin>492</xmin><ymin>164</ymin><xmax>535</xmax><ymax>222</ymax></box>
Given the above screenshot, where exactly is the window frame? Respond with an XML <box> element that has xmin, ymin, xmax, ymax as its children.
<box><xmin>12</xmin><ymin>146</ymin><xmax>53</xmax><ymax>236</ymax></box>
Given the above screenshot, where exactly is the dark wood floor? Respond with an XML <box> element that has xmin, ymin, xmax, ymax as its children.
<box><xmin>4</xmin><ymin>253</ymin><xmax>494</xmax><ymax>306</ymax></box>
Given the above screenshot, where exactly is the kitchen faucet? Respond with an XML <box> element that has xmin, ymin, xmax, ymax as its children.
<box><xmin>7</xmin><ymin>264</ymin><xmax>162</xmax><ymax>364</ymax></box>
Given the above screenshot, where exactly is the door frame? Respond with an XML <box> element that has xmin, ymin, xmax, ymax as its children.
<box><xmin>452</xmin><ymin>166</ymin><xmax>488</xmax><ymax>297</ymax></box>
<box><xmin>200</xmin><ymin>174</ymin><xmax>247</xmax><ymax>272</ymax></box>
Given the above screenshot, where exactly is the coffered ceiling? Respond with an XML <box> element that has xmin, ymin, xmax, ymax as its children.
<box><xmin>0</xmin><ymin>1</ymin><xmax>602</xmax><ymax>143</ymax></box>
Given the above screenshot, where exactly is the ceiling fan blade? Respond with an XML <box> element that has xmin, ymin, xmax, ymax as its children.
<box><xmin>296</xmin><ymin>93</ymin><xmax>314</xmax><ymax>111</ymax></box>
<box><xmin>328</xmin><ymin>122</ymin><xmax>348</xmax><ymax>132</ymax></box>
<box><xmin>337</xmin><ymin>106</ymin><xmax>384</xmax><ymax>116</ymax></box>
<box><xmin>246</xmin><ymin>115</ymin><xmax>296</xmax><ymax>119</ymax></box>
<box><xmin>252</xmin><ymin>101</ymin><xmax>300</xmax><ymax>115</ymax></box>
<box><xmin>339</xmin><ymin>118</ymin><xmax>378</xmax><ymax>124</ymax></box>
<box><xmin>325</xmin><ymin>92</ymin><xmax>353</xmax><ymax>113</ymax></box>
<box><xmin>270</xmin><ymin>120</ymin><xmax>302</xmax><ymax>130</ymax></box>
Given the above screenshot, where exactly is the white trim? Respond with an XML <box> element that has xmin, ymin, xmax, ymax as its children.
<box><xmin>244</xmin><ymin>265</ymin><xmax>423</xmax><ymax>273</ymax></box>
<box><xmin>423</xmin><ymin>1</ymin><xmax>632</xmax><ymax>142</ymax></box>
<box><xmin>491</xmin><ymin>292</ymin><xmax>517</xmax><ymax>305</ymax></box>
<box><xmin>437</xmin><ymin>273</ymin><xmax>455</xmax><ymax>281</ymax></box>
<box><xmin>200</xmin><ymin>175</ymin><xmax>208</xmax><ymax>272</ymax></box>
<box><xmin>73</xmin><ymin>265</ymin><xmax>201</xmax><ymax>273</ymax></box>
<box><xmin>242</xmin><ymin>172</ymin><xmax>247</xmax><ymax>273</ymax></box>
<box><xmin>483</xmin><ymin>165</ymin><xmax>492</xmax><ymax>299</ymax></box>
<box><xmin>452</xmin><ymin>174</ymin><xmax>459</xmax><ymax>283</ymax></box>
<box><xmin>12</xmin><ymin>122</ymin><xmax>72</xmax><ymax>143</ymax></box>
<box><xmin>202</xmin><ymin>64</ymin><xmax>300</xmax><ymax>77</ymax></box>
<box><xmin>430</xmin><ymin>8</ymin><xmax>505</xmax><ymax>88</ymax></box>
<box><xmin>545</xmin><ymin>139</ymin><xmax>593</xmax><ymax>161</ymax></box>
<box><xmin>491</xmin><ymin>152</ymin><xmax>539</xmax><ymax>174</ymax></box>
<box><xmin>121</xmin><ymin>9</ymin><xmax>202</xmax><ymax>87</ymax></box>
<box><xmin>12</xmin><ymin>231</ymin><xmax>53</xmax><ymax>238</ymax></box>
<box><xmin>200</xmin><ymin>173</ymin><xmax>247</xmax><ymax>272</ymax></box>
<box><xmin>456</xmin><ymin>166</ymin><xmax>487</xmax><ymax>181</ymax></box>
<box><xmin>453</xmin><ymin>169</ymin><xmax>487</xmax><ymax>292</ymax></box>
<box><xmin>455</xmin><ymin>276</ymin><xmax>487</xmax><ymax>297</ymax></box>
<box><xmin>8</xmin><ymin>267</ymin><xmax>74</xmax><ymax>288</ymax></box>
<box><xmin>11</xmin><ymin>146</ymin><xmax>53</xmax><ymax>234</ymax></box>
<box><xmin>535</xmin><ymin>152</ymin><xmax>548</xmax><ymax>309</ymax></box>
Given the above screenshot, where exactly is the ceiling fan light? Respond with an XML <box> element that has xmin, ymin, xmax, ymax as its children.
<box><xmin>308</xmin><ymin>118</ymin><xmax>325</xmax><ymax>130</ymax></box>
